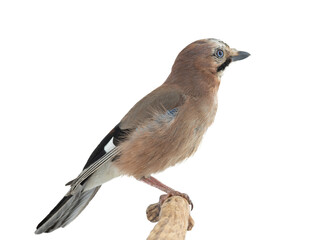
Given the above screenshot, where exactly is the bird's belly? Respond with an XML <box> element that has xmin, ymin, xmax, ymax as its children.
<box><xmin>115</xmin><ymin>126</ymin><xmax>205</xmax><ymax>178</ymax></box>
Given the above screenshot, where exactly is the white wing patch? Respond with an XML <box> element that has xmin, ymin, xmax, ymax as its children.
<box><xmin>104</xmin><ymin>137</ymin><xmax>116</xmax><ymax>153</ymax></box>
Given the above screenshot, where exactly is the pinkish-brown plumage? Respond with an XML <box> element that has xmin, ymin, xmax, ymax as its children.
<box><xmin>115</xmin><ymin>40</ymin><xmax>222</xmax><ymax>178</ymax></box>
<box><xmin>35</xmin><ymin>38</ymin><xmax>249</xmax><ymax>234</ymax></box>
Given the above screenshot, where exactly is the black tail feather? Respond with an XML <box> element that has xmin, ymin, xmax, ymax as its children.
<box><xmin>35</xmin><ymin>185</ymin><xmax>101</xmax><ymax>234</ymax></box>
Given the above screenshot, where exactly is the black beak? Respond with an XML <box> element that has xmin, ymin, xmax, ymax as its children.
<box><xmin>231</xmin><ymin>51</ymin><xmax>250</xmax><ymax>62</ymax></box>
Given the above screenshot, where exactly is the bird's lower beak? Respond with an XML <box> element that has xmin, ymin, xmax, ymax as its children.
<box><xmin>231</xmin><ymin>50</ymin><xmax>250</xmax><ymax>62</ymax></box>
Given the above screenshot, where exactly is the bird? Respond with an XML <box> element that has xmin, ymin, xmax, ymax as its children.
<box><xmin>35</xmin><ymin>38</ymin><xmax>250</xmax><ymax>234</ymax></box>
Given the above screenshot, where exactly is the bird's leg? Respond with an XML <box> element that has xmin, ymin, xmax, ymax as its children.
<box><xmin>140</xmin><ymin>176</ymin><xmax>175</xmax><ymax>193</ymax></box>
<box><xmin>140</xmin><ymin>176</ymin><xmax>193</xmax><ymax>210</ymax></box>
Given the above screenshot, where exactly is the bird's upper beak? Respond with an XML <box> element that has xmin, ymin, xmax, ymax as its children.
<box><xmin>230</xmin><ymin>49</ymin><xmax>250</xmax><ymax>62</ymax></box>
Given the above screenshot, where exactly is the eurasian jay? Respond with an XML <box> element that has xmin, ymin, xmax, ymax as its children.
<box><xmin>35</xmin><ymin>38</ymin><xmax>250</xmax><ymax>234</ymax></box>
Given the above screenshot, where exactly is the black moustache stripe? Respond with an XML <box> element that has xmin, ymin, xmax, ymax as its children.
<box><xmin>217</xmin><ymin>58</ymin><xmax>232</xmax><ymax>72</ymax></box>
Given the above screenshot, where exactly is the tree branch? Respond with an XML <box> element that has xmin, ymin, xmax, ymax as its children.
<box><xmin>146</xmin><ymin>196</ymin><xmax>194</xmax><ymax>240</ymax></box>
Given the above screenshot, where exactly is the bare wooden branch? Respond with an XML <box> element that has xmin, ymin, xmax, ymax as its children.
<box><xmin>146</xmin><ymin>196</ymin><xmax>194</xmax><ymax>240</ymax></box>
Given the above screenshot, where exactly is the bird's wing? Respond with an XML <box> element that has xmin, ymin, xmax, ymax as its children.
<box><xmin>82</xmin><ymin>125</ymin><xmax>118</xmax><ymax>170</ymax></box>
<box><xmin>85</xmin><ymin>85</ymin><xmax>185</xmax><ymax>168</ymax></box>
<box><xmin>66</xmin><ymin>147</ymin><xmax>120</xmax><ymax>192</ymax></box>
<box><xmin>66</xmin><ymin>85</ymin><xmax>185</xmax><ymax>189</ymax></box>
<box><xmin>65</xmin><ymin>126</ymin><xmax>122</xmax><ymax>188</ymax></box>
<box><xmin>120</xmin><ymin>84</ymin><xmax>186</xmax><ymax>130</ymax></box>
<box><xmin>81</xmin><ymin>123</ymin><xmax>132</xmax><ymax>170</ymax></box>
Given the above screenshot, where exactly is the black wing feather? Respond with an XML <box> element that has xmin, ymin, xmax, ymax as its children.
<box><xmin>83</xmin><ymin>124</ymin><xmax>131</xmax><ymax>169</ymax></box>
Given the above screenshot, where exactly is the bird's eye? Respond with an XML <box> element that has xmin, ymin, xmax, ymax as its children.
<box><xmin>215</xmin><ymin>49</ymin><xmax>224</xmax><ymax>58</ymax></box>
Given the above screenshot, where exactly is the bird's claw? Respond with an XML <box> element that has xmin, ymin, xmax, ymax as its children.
<box><xmin>159</xmin><ymin>191</ymin><xmax>194</xmax><ymax>210</ymax></box>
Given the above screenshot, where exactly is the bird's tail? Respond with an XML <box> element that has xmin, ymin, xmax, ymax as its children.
<box><xmin>35</xmin><ymin>184</ymin><xmax>101</xmax><ymax>234</ymax></box>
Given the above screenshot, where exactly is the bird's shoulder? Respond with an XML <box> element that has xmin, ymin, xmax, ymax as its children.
<box><xmin>83</xmin><ymin>85</ymin><xmax>186</xmax><ymax>170</ymax></box>
<box><xmin>119</xmin><ymin>84</ymin><xmax>186</xmax><ymax>130</ymax></box>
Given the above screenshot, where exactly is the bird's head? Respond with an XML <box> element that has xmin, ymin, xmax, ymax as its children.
<box><xmin>170</xmin><ymin>38</ymin><xmax>250</xmax><ymax>80</ymax></box>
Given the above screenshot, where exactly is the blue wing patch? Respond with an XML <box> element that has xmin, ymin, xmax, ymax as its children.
<box><xmin>154</xmin><ymin>108</ymin><xmax>179</xmax><ymax>125</ymax></box>
<box><xmin>167</xmin><ymin>108</ymin><xmax>178</xmax><ymax>116</ymax></box>
<box><xmin>137</xmin><ymin>108</ymin><xmax>179</xmax><ymax>133</ymax></box>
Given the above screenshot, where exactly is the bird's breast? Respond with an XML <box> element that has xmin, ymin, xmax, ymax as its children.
<box><xmin>114</xmin><ymin>93</ymin><xmax>219</xmax><ymax>179</ymax></box>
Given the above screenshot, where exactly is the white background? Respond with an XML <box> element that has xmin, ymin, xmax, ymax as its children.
<box><xmin>0</xmin><ymin>0</ymin><xmax>318</xmax><ymax>239</ymax></box>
